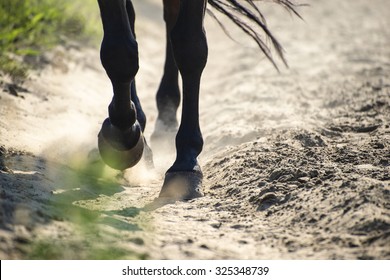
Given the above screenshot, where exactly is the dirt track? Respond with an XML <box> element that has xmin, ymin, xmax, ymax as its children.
<box><xmin>0</xmin><ymin>0</ymin><xmax>389</xmax><ymax>259</ymax></box>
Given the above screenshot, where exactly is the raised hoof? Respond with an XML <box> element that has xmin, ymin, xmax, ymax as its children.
<box><xmin>98</xmin><ymin>118</ymin><xmax>144</xmax><ymax>170</ymax></box>
<box><xmin>158</xmin><ymin>171</ymin><xmax>203</xmax><ymax>201</ymax></box>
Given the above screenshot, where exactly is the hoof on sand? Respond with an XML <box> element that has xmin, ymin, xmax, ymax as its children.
<box><xmin>143</xmin><ymin>171</ymin><xmax>203</xmax><ymax>211</ymax></box>
<box><xmin>158</xmin><ymin>171</ymin><xmax>203</xmax><ymax>200</ymax></box>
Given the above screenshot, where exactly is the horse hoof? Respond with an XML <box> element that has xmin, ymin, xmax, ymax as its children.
<box><xmin>98</xmin><ymin>118</ymin><xmax>144</xmax><ymax>170</ymax></box>
<box><xmin>158</xmin><ymin>171</ymin><xmax>203</xmax><ymax>201</ymax></box>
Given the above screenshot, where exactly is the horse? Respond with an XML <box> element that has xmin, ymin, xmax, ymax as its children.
<box><xmin>96</xmin><ymin>0</ymin><xmax>301</xmax><ymax>202</ymax></box>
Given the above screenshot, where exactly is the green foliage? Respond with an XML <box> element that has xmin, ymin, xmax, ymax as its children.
<box><xmin>26</xmin><ymin>158</ymin><xmax>148</xmax><ymax>260</ymax></box>
<box><xmin>0</xmin><ymin>55</ymin><xmax>29</xmax><ymax>82</ymax></box>
<box><xmin>0</xmin><ymin>0</ymin><xmax>101</xmax><ymax>82</ymax></box>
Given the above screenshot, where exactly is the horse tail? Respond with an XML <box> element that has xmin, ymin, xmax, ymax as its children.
<box><xmin>206</xmin><ymin>0</ymin><xmax>303</xmax><ymax>70</ymax></box>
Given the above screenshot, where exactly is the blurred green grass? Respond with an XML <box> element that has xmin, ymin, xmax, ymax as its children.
<box><xmin>0</xmin><ymin>0</ymin><xmax>101</xmax><ymax>82</ymax></box>
<box><xmin>25</xmin><ymin>156</ymin><xmax>147</xmax><ymax>260</ymax></box>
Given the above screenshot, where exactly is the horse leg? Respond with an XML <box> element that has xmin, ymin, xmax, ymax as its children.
<box><xmin>154</xmin><ymin>2</ymin><xmax>181</xmax><ymax>132</ymax></box>
<box><xmin>97</xmin><ymin>0</ymin><xmax>145</xmax><ymax>170</ymax></box>
<box><xmin>150</xmin><ymin>2</ymin><xmax>181</xmax><ymax>154</ymax></box>
<box><xmin>124</xmin><ymin>0</ymin><xmax>146</xmax><ymax>132</ymax></box>
<box><xmin>158</xmin><ymin>0</ymin><xmax>208</xmax><ymax>200</ymax></box>
<box><xmin>125</xmin><ymin>0</ymin><xmax>154</xmax><ymax>167</ymax></box>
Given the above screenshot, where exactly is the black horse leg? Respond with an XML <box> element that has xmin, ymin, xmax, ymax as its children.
<box><xmin>150</xmin><ymin>2</ymin><xmax>181</xmax><ymax>152</ymax></box>
<box><xmin>125</xmin><ymin>0</ymin><xmax>147</xmax><ymax>132</ymax></box>
<box><xmin>158</xmin><ymin>0</ymin><xmax>208</xmax><ymax>200</ymax></box>
<box><xmin>97</xmin><ymin>0</ymin><xmax>144</xmax><ymax>170</ymax></box>
<box><xmin>125</xmin><ymin>0</ymin><xmax>153</xmax><ymax>167</ymax></box>
<box><xmin>155</xmin><ymin>12</ymin><xmax>180</xmax><ymax>130</ymax></box>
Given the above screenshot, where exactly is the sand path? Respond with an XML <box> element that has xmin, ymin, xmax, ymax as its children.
<box><xmin>0</xmin><ymin>0</ymin><xmax>389</xmax><ymax>259</ymax></box>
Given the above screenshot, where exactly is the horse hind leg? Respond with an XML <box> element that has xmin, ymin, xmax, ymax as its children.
<box><xmin>150</xmin><ymin>0</ymin><xmax>181</xmax><ymax>155</ymax></box>
<box><xmin>97</xmin><ymin>0</ymin><xmax>145</xmax><ymax>170</ymax></box>
<box><xmin>157</xmin><ymin>0</ymin><xmax>181</xmax><ymax>130</ymax></box>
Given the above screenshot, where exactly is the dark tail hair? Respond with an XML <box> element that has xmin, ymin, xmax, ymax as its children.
<box><xmin>207</xmin><ymin>0</ymin><xmax>303</xmax><ymax>70</ymax></box>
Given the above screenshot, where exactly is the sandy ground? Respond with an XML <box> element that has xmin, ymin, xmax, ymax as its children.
<box><xmin>0</xmin><ymin>0</ymin><xmax>389</xmax><ymax>259</ymax></box>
